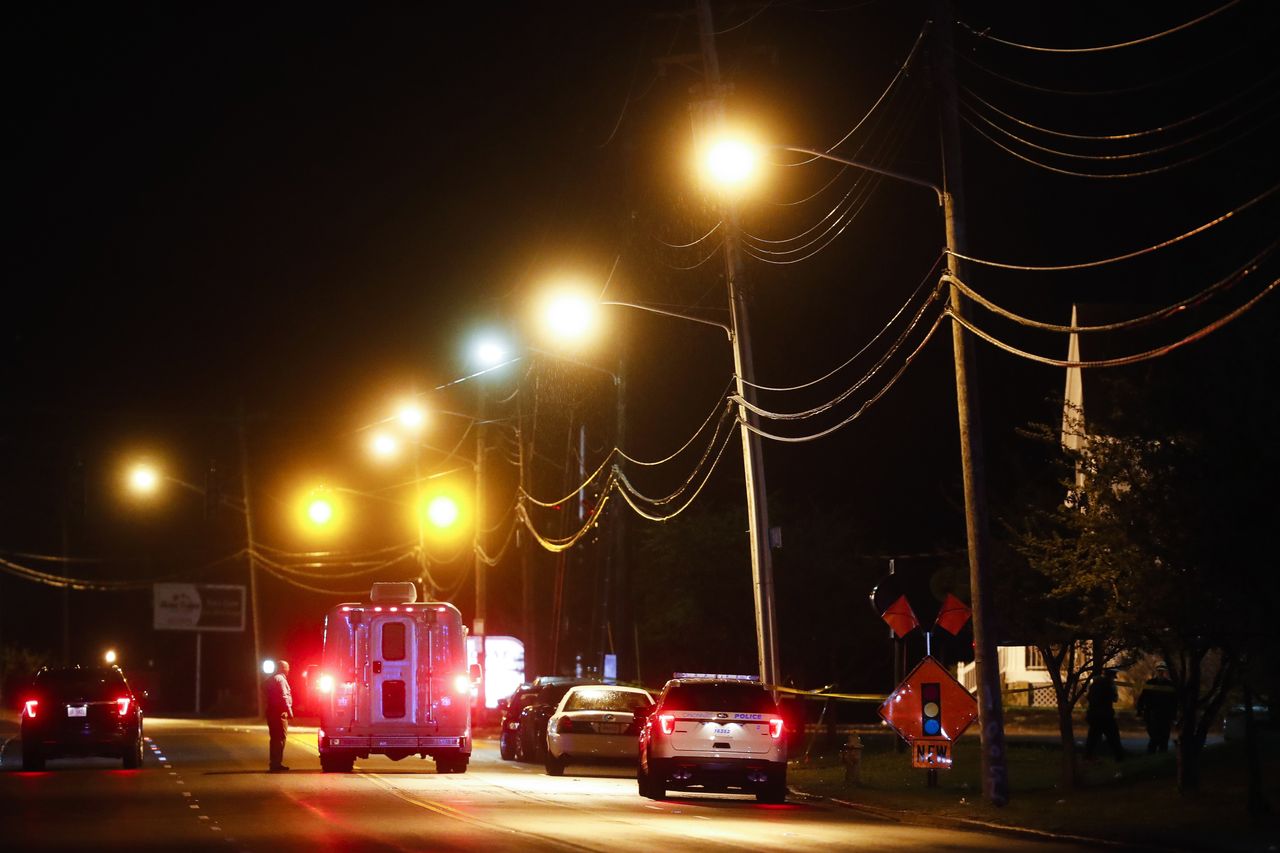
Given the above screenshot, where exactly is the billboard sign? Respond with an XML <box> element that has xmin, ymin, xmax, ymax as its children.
<box><xmin>153</xmin><ymin>584</ymin><xmax>246</xmax><ymax>632</ymax></box>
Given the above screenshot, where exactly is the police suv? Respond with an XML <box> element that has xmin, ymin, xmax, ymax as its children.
<box><xmin>637</xmin><ymin>673</ymin><xmax>787</xmax><ymax>803</ymax></box>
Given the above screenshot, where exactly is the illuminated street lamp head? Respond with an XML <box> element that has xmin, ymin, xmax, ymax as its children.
<box><xmin>703</xmin><ymin>136</ymin><xmax>761</xmax><ymax>190</ymax></box>
<box><xmin>127</xmin><ymin>463</ymin><xmax>160</xmax><ymax>496</ymax></box>
<box><xmin>104</xmin><ymin>649</ymin><xmax>118</xmax><ymax>665</ymax></box>
<box><xmin>543</xmin><ymin>291</ymin><xmax>596</xmax><ymax>345</ymax></box>
<box><xmin>426</xmin><ymin>495</ymin><xmax>460</xmax><ymax>529</ymax></box>
<box><xmin>307</xmin><ymin>496</ymin><xmax>335</xmax><ymax>527</ymax></box>
<box><xmin>396</xmin><ymin>401</ymin><xmax>427</xmax><ymax>432</ymax></box>
<box><xmin>474</xmin><ymin>337</ymin><xmax>509</xmax><ymax>368</ymax></box>
<box><xmin>369</xmin><ymin>431</ymin><xmax>399</xmax><ymax>461</ymax></box>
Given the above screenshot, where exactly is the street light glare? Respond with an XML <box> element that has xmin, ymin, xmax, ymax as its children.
<box><xmin>104</xmin><ymin>649</ymin><xmax>118</xmax><ymax>665</ymax></box>
<box><xmin>369</xmin><ymin>431</ymin><xmax>399</xmax><ymax>460</ymax></box>
<box><xmin>128</xmin><ymin>463</ymin><xmax>160</xmax><ymax>495</ymax></box>
<box><xmin>704</xmin><ymin>137</ymin><xmax>761</xmax><ymax>189</ymax></box>
<box><xmin>397</xmin><ymin>402</ymin><xmax>427</xmax><ymax>431</ymax></box>
<box><xmin>307</xmin><ymin>497</ymin><xmax>335</xmax><ymax>526</ymax></box>
<box><xmin>544</xmin><ymin>292</ymin><xmax>596</xmax><ymax>343</ymax></box>
<box><xmin>474</xmin><ymin>338</ymin><xmax>508</xmax><ymax>367</ymax></box>
<box><xmin>426</xmin><ymin>495</ymin><xmax>460</xmax><ymax>529</ymax></box>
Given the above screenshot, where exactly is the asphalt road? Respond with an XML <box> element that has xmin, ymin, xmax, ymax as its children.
<box><xmin>1</xmin><ymin>717</ymin><xmax>1096</xmax><ymax>852</ymax></box>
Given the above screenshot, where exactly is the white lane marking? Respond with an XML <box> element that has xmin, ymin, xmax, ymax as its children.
<box><xmin>183</xmin><ymin>791</ymin><xmax>192</xmax><ymax>797</ymax></box>
<box><xmin>694</xmin><ymin>816</ymin><xmax>711</xmax><ymax>821</ymax></box>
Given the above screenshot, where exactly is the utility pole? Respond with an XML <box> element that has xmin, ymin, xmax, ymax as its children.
<box><xmin>694</xmin><ymin>0</ymin><xmax>781</xmax><ymax>689</ymax></box>
<box><xmin>932</xmin><ymin>0</ymin><xmax>1009</xmax><ymax>806</ymax></box>
<box><xmin>237</xmin><ymin>402</ymin><xmax>263</xmax><ymax>718</ymax></box>
<box><xmin>605</xmin><ymin>354</ymin><xmax>627</xmax><ymax>679</ymax></box>
<box><xmin>474</xmin><ymin>385</ymin><xmax>487</xmax><ymax>715</ymax></box>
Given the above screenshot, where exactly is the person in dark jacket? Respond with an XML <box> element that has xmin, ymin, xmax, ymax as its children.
<box><xmin>1085</xmin><ymin>668</ymin><xmax>1124</xmax><ymax>762</ymax></box>
<box><xmin>1136</xmin><ymin>661</ymin><xmax>1178</xmax><ymax>753</ymax></box>
<box><xmin>262</xmin><ymin>660</ymin><xmax>294</xmax><ymax>772</ymax></box>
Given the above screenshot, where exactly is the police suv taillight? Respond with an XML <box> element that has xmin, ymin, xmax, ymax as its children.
<box><xmin>768</xmin><ymin>717</ymin><xmax>784</xmax><ymax>739</ymax></box>
<box><xmin>658</xmin><ymin>713</ymin><xmax>677</xmax><ymax>735</ymax></box>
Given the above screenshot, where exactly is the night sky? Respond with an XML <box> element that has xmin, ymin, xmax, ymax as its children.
<box><xmin>4</xmin><ymin>2</ymin><xmax>1277</xmax><ymax>706</ymax></box>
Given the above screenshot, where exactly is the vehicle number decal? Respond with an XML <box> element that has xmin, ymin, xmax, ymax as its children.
<box><xmin>714</xmin><ymin>727</ymin><xmax>732</xmax><ymax>735</ymax></box>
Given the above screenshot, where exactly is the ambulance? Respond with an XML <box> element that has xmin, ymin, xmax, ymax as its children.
<box><xmin>314</xmin><ymin>582</ymin><xmax>479</xmax><ymax>773</ymax></box>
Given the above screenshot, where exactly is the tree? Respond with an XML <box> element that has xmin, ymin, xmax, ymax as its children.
<box><xmin>1012</xmin><ymin>374</ymin><xmax>1262</xmax><ymax>795</ymax></box>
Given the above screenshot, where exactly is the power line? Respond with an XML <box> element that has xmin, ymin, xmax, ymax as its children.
<box><xmin>957</xmin><ymin>0</ymin><xmax>1243</xmax><ymax>55</ymax></box>
<box><xmin>947</xmin><ymin>182</ymin><xmax>1280</xmax><ymax>271</ymax></box>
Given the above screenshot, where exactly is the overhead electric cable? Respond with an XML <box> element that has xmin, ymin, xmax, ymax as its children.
<box><xmin>961</xmin><ymin>73</ymin><xmax>1280</xmax><ymax>142</ymax></box>
<box><xmin>949</xmin><ymin>182</ymin><xmax>1280</xmax><ymax>270</ymax></box>
<box><xmin>957</xmin><ymin>0</ymin><xmax>1242</xmax><ymax>54</ymax></box>
<box><xmin>740</xmin><ymin>312</ymin><xmax>949</xmax><ymax>443</ymax></box>
<box><xmin>613</xmin><ymin>425</ymin><xmax>739</xmax><ymax>522</ymax></box>
<box><xmin>943</xmin><ymin>240</ymin><xmax>1279</xmax><ymax>332</ymax></box>
<box><xmin>789</xmin><ymin>23</ymin><xmax>928</xmax><ymax>165</ymax></box>
<box><xmin>961</xmin><ymin>110</ymin><xmax>1277</xmax><ymax>179</ymax></box>
<box><xmin>657</xmin><ymin>221</ymin><xmax>722</xmax><ymax>249</ymax></box>
<box><xmin>947</xmin><ymin>274</ymin><xmax>1279</xmax><ymax>369</ymax></box>
<box><xmin>733</xmin><ymin>290</ymin><xmax>945</xmax><ymax>420</ymax></box>
<box><xmin>742</xmin><ymin>252</ymin><xmax>943</xmax><ymax>391</ymax></box>
<box><xmin>961</xmin><ymin>94</ymin><xmax>1278</xmax><ymax>162</ymax></box>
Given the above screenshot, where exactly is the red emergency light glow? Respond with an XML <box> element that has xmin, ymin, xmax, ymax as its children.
<box><xmin>117</xmin><ymin>697</ymin><xmax>132</xmax><ymax>716</ymax></box>
<box><xmin>405</xmin><ymin>607</ymin><xmax>414</xmax><ymax>613</ymax></box>
<box><xmin>341</xmin><ymin>607</ymin><xmax>352</xmax><ymax>612</ymax></box>
<box><xmin>658</xmin><ymin>713</ymin><xmax>676</xmax><ymax>735</ymax></box>
<box><xmin>453</xmin><ymin>674</ymin><xmax>472</xmax><ymax>695</ymax></box>
<box><xmin>373</xmin><ymin>606</ymin><xmax>383</xmax><ymax>612</ymax></box>
<box><xmin>389</xmin><ymin>607</ymin><xmax>399</xmax><ymax>612</ymax></box>
<box><xmin>769</xmin><ymin>717</ymin><xmax>784</xmax><ymax>739</ymax></box>
<box><xmin>23</xmin><ymin>699</ymin><xmax>38</xmax><ymax>719</ymax></box>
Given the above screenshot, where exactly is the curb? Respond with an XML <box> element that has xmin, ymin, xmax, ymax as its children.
<box><xmin>788</xmin><ymin>786</ymin><xmax>1186</xmax><ymax>853</ymax></box>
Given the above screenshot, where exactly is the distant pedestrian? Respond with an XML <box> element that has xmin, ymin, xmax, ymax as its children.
<box><xmin>1136</xmin><ymin>661</ymin><xmax>1178</xmax><ymax>753</ymax></box>
<box><xmin>263</xmin><ymin>660</ymin><xmax>294</xmax><ymax>772</ymax></box>
<box><xmin>1085</xmin><ymin>668</ymin><xmax>1124</xmax><ymax>762</ymax></box>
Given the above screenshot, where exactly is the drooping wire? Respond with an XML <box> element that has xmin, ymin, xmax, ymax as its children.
<box><xmin>733</xmin><ymin>286</ymin><xmax>946</xmax><ymax>421</ymax></box>
<box><xmin>614</xmin><ymin>403</ymin><xmax>736</xmax><ymax>505</ymax></box>
<box><xmin>956</xmin><ymin>0</ymin><xmax>1243</xmax><ymax>55</ymax></box>
<box><xmin>961</xmin><ymin>92</ymin><xmax>1279</xmax><ymax>162</ymax></box>
<box><xmin>739</xmin><ymin>310</ymin><xmax>949</xmax><ymax>443</ymax></box>
<box><xmin>742</xmin><ymin>252</ymin><xmax>943</xmax><ymax>392</ymax></box>
<box><xmin>657</xmin><ymin>220</ymin><xmax>723</xmax><ymax>249</ymax></box>
<box><xmin>0</xmin><ymin>550</ymin><xmax>247</xmax><ymax>591</ymax></box>
<box><xmin>944</xmin><ymin>239</ymin><xmax>1279</xmax><ymax>333</ymax></box>
<box><xmin>613</xmin><ymin>424</ymin><xmax>739</xmax><ymax>522</ymax></box>
<box><xmin>788</xmin><ymin>22</ymin><xmax>928</xmax><ymax>166</ymax></box>
<box><xmin>960</xmin><ymin>73</ymin><xmax>1280</xmax><ymax>142</ymax></box>
<box><xmin>947</xmin><ymin>274</ymin><xmax>1279</xmax><ymax>369</ymax></box>
<box><xmin>949</xmin><ymin>182</ymin><xmax>1280</xmax><ymax>271</ymax></box>
<box><xmin>961</xmin><ymin>108</ymin><xmax>1278</xmax><ymax>180</ymax></box>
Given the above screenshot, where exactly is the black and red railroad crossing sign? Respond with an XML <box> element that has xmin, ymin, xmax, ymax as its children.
<box><xmin>878</xmin><ymin>655</ymin><xmax>978</xmax><ymax>769</ymax></box>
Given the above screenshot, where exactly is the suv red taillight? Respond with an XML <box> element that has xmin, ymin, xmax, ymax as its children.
<box><xmin>768</xmin><ymin>717</ymin><xmax>784</xmax><ymax>739</ymax></box>
<box><xmin>117</xmin><ymin>697</ymin><xmax>132</xmax><ymax>717</ymax></box>
<box><xmin>23</xmin><ymin>699</ymin><xmax>38</xmax><ymax>719</ymax></box>
<box><xmin>658</xmin><ymin>713</ymin><xmax>676</xmax><ymax>735</ymax></box>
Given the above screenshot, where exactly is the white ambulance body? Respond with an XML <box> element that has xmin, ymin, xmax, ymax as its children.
<box><xmin>315</xmin><ymin>582</ymin><xmax>478</xmax><ymax>773</ymax></box>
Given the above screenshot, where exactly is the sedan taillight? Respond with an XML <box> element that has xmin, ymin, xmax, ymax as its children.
<box><xmin>556</xmin><ymin>717</ymin><xmax>575</xmax><ymax>734</ymax></box>
<box><xmin>117</xmin><ymin>697</ymin><xmax>132</xmax><ymax>717</ymax></box>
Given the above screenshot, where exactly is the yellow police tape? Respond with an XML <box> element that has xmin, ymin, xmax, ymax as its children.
<box><xmin>774</xmin><ymin>686</ymin><xmax>887</xmax><ymax>703</ymax></box>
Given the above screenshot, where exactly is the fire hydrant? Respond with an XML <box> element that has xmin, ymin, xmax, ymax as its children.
<box><xmin>841</xmin><ymin>733</ymin><xmax>864</xmax><ymax>785</ymax></box>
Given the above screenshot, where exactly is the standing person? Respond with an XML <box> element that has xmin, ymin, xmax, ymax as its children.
<box><xmin>263</xmin><ymin>660</ymin><xmax>294</xmax><ymax>772</ymax></box>
<box><xmin>1085</xmin><ymin>668</ymin><xmax>1125</xmax><ymax>762</ymax></box>
<box><xmin>1136</xmin><ymin>661</ymin><xmax>1178</xmax><ymax>753</ymax></box>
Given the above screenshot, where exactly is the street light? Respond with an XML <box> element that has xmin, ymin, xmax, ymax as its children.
<box><xmin>397</xmin><ymin>401</ymin><xmax>427</xmax><ymax>432</ymax></box>
<box><xmin>104</xmin><ymin>649</ymin><xmax>118</xmax><ymax>665</ymax></box>
<box><xmin>126</xmin><ymin>462</ymin><xmax>161</xmax><ymax>497</ymax></box>
<box><xmin>700</xmin><ymin>119</ymin><xmax>1007</xmax><ymax>802</ymax></box>
<box><xmin>542</xmin><ymin>287</ymin><xmax>600</xmax><ymax>346</ymax></box>
<box><xmin>368</xmin><ymin>431</ymin><xmax>400</xmax><ymax>461</ymax></box>
<box><xmin>425</xmin><ymin>494</ymin><xmax>460</xmax><ymax>530</ymax></box>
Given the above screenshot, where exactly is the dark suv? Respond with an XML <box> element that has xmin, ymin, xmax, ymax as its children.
<box><xmin>516</xmin><ymin>679</ymin><xmax>599</xmax><ymax>763</ymax></box>
<box><xmin>20</xmin><ymin>665</ymin><xmax>145</xmax><ymax>770</ymax></box>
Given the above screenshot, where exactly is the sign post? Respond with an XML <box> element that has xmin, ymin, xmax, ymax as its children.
<box><xmin>153</xmin><ymin>584</ymin><xmax>246</xmax><ymax>714</ymax></box>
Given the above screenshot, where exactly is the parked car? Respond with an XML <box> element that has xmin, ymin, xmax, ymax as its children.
<box><xmin>20</xmin><ymin>665</ymin><xmax>145</xmax><ymax>771</ymax></box>
<box><xmin>498</xmin><ymin>683</ymin><xmax>538</xmax><ymax>760</ymax></box>
<box><xmin>544</xmin><ymin>684</ymin><xmax>654</xmax><ymax>776</ymax></box>
<box><xmin>637</xmin><ymin>673</ymin><xmax>787</xmax><ymax>803</ymax></box>
<box><xmin>516</xmin><ymin>679</ymin><xmax>600</xmax><ymax>763</ymax></box>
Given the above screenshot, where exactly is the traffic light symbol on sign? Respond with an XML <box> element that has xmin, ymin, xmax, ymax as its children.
<box><xmin>921</xmin><ymin>682</ymin><xmax>942</xmax><ymax>737</ymax></box>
